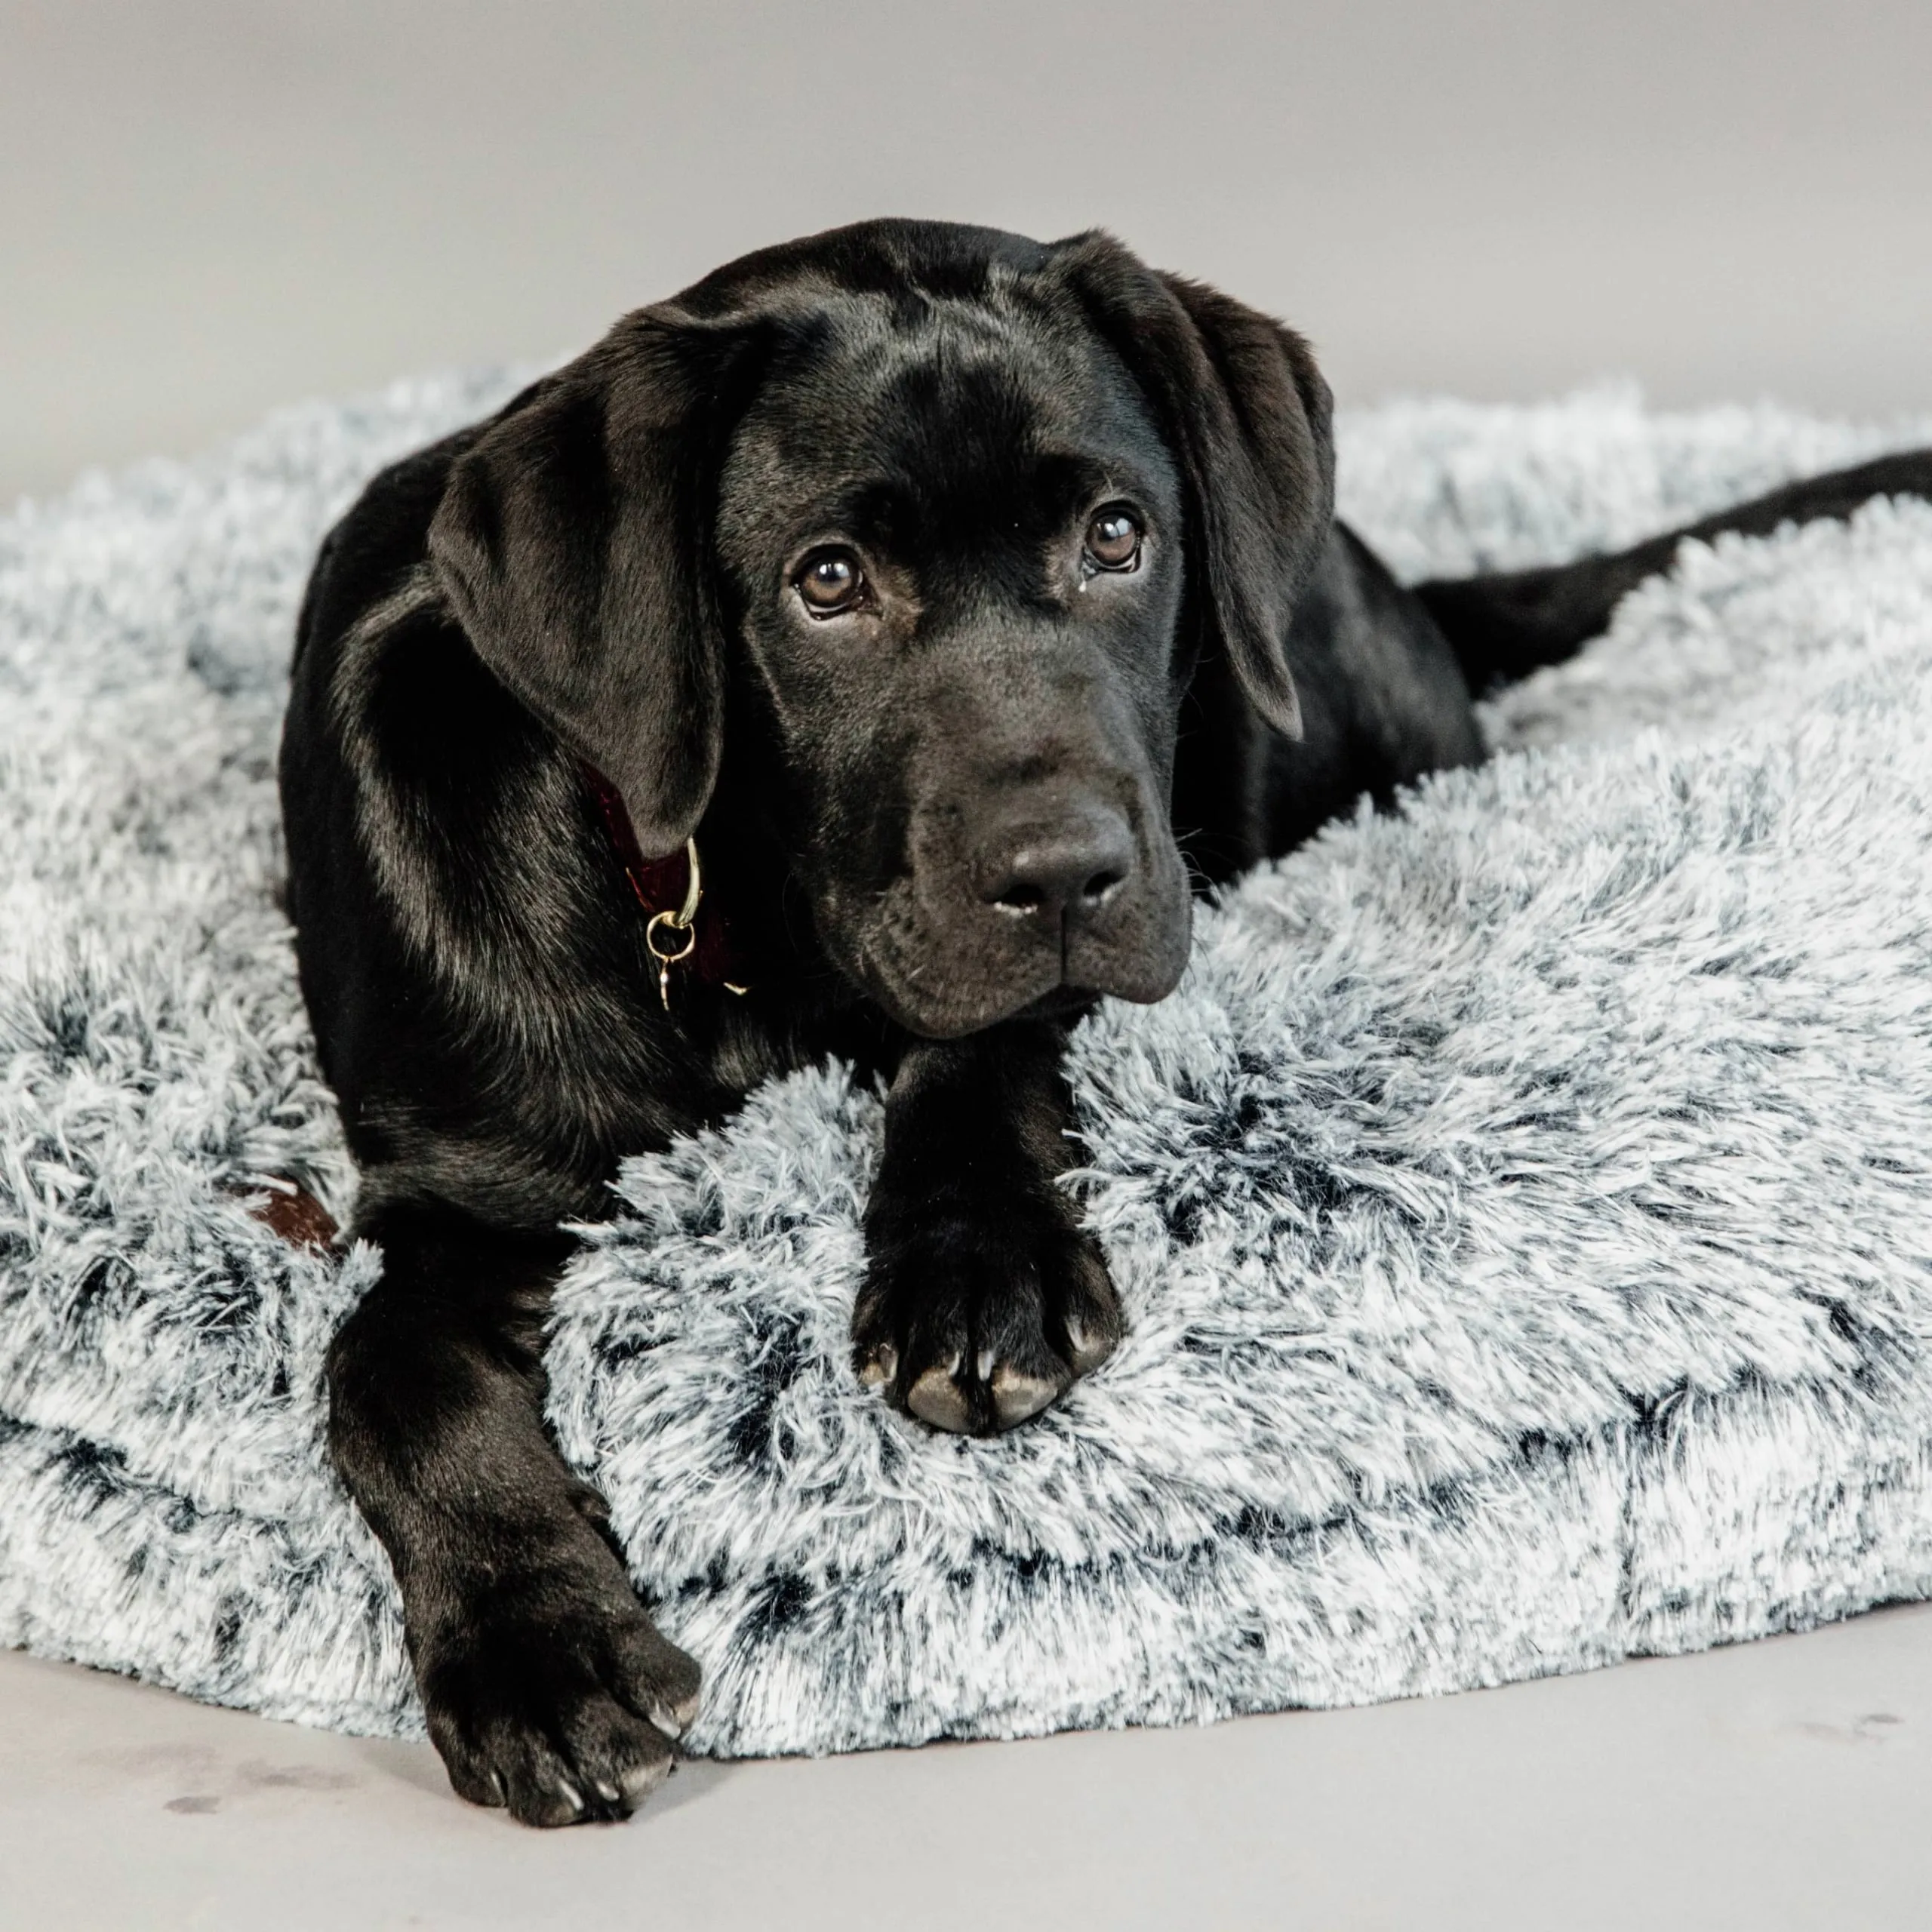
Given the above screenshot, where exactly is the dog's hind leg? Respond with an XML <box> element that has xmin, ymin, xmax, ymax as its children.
<box><xmin>326</xmin><ymin>1201</ymin><xmax>700</xmax><ymax>1826</ymax></box>
<box><xmin>1412</xmin><ymin>447</ymin><xmax>1932</xmax><ymax>693</ymax></box>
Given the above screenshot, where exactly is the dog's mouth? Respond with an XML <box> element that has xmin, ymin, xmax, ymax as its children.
<box><xmin>857</xmin><ymin>960</ymin><xmax>1182</xmax><ymax>1041</ymax></box>
<box><xmin>1014</xmin><ymin>983</ymin><xmax>1106</xmax><ymax>1022</ymax></box>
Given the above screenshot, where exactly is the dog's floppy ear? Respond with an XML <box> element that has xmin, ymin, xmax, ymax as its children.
<box><xmin>428</xmin><ymin>315</ymin><xmax>738</xmax><ymax>856</ymax></box>
<box><xmin>1058</xmin><ymin>236</ymin><xmax>1335</xmax><ymax>740</ymax></box>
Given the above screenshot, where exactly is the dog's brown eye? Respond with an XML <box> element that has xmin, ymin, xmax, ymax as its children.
<box><xmin>797</xmin><ymin>548</ymin><xmax>865</xmax><ymax>615</ymax></box>
<box><xmin>1084</xmin><ymin>506</ymin><xmax>1142</xmax><ymax>571</ymax></box>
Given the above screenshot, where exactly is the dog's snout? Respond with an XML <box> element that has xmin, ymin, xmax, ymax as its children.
<box><xmin>881</xmin><ymin>768</ymin><xmax>1186</xmax><ymax>1034</ymax></box>
<box><xmin>977</xmin><ymin>804</ymin><xmax>1136</xmax><ymax>926</ymax></box>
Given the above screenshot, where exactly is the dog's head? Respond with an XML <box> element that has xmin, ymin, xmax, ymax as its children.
<box><xmin>428</xmin><ymin>220</ymin><xmax>1334</xmax><ymax>1037</ymax></box>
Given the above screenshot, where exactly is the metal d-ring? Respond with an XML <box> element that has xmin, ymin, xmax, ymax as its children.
<box><xmin>645</xmin><ymin>838</ymin><xmax>704</xmax><ymax>1011</ymax></box>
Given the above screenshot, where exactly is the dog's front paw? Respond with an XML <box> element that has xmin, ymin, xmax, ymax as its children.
<box><xmin>851</xmin><ymin>1196</ymin><xmax>1122</xmax><ymax>1434</ymax></box>
<box><xmin>416</xmin><ymin>1554</ymin><xmax>701</xmax><ymax>1828</ymax></box>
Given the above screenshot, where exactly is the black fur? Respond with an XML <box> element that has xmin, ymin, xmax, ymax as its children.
<box><xmin>278</xmin><ymin>217</ymin><xmax>1932</xmax><ymax>1825</ymax></box>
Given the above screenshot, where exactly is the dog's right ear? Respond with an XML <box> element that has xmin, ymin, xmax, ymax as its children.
<box><xmin>428</xmin><ymin>315</ymin><xmax>740</xmax><ymax>857</ymax></box>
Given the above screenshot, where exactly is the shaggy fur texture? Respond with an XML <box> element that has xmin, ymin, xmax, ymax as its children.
<box><xmin>4</xmin><ymin>378</ymin><xmax>1931</xmax><ymax>1755</ymax></box>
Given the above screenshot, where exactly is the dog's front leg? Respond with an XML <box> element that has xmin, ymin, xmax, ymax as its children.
<box><xmin>851</xmin><ymin>1018</ymin><xmax>1121</xmax><ymax>1434</ymax></box>
<box><xmin>327</xmin><ymin>1202</ymin><xmax>700</xmax><ymax>1826</ymax></box>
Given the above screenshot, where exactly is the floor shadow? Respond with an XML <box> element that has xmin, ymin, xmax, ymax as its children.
<box><xmin>343</xmin><ymin>1732</ymin><xmax>742</xmax><ymax>1822</ymax></box>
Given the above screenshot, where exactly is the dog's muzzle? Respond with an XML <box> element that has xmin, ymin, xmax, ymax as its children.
<box><xmin>847</xmin><ymin>776</ymin><xmax>1192</xmax><ymax>1038</ymax></box>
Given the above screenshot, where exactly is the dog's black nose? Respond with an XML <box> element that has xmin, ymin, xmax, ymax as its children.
<box><xmin>977</xmin><ymin>802</ymin><xmax>1135</xmax><ymax>926</ymax></box>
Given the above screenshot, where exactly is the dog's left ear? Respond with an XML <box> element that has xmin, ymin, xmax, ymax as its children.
<box><xmin>428</xmin><ymin>314</ymin><xmax>740</xmax><ymax>857</ymax></box>
<box><xmin>1057</xmin><ymin>236</ymin><xmax>1335</xmax><ymax>740</ymax></box>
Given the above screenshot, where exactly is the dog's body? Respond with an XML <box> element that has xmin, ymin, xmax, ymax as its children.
<box><xmin>281</xmin><ymin>218</ymin><xmax>1931</xmax><ymax>1824</ymax></box>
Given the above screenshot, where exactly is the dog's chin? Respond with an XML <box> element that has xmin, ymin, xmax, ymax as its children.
<box><xmin>852</xmin><ymin>942</ymin><xmax>1190</xmax><ymax>1041</ymax></box>
<box><xmin>854</xmin><ymin>964</ymin><xmax>1060</xmax><ymax>1041</ymax></box>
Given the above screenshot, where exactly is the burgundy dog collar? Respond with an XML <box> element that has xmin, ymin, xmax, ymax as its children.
<box><xmin>583</xmin><ymin>766</ymin><xmax>749</xmax><ymax>1007</ymax></box>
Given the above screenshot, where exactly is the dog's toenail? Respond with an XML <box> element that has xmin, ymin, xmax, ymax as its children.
<box><xmin>906</xmin><ymin>1364</ymin><xmax>974</xmax><ymax>1432</ymax></box>
<box><xmin>1066</xmin><ymin>1320</ymin><xmax>1116</xmax><ymax>1374</ymax></box>
<box><xmin>976</xmin><ymin>1346</ymin><xmax>995</xmax><ymax>1381</ymax></box>
<box><xmin>991</xmin><ymin>1363</ymin><xmax>1065</xmax><ymax>1428</ymax></box>
<box><xmin>620</xmin><ymin>1756</ymin><xmax>672</xmax><ymax>1804</ymax></box>
<box><xmin>859</xmin><ymin>1344</ymin><xmax>897</xmax><ymax>1387</ymax></box>
<box><xmin>651</xmin><ymin>1688</ymin><xmax>699</xmax><ymax>1737</ymax></box>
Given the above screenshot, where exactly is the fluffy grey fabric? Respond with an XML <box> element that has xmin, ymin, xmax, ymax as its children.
<box><xmin>5</xmin><ymin>378</ymin><xmax>1932</xmax><ymax>1757</ymax></box>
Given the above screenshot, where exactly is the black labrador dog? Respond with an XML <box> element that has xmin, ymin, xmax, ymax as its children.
<box><xmin>281</xmin><ymin>217</ymin><xmax>1931</xmax><ymax>1824</ymax></box>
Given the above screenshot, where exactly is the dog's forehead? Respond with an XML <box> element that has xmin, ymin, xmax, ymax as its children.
<box><xmin>724</xmin><ymin>285</ymin><xmax>1160</xmax><ymax>511</ymax></box>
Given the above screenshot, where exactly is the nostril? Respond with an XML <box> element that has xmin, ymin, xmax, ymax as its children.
<box><xmin>977</xmin><ymin>805</ymin><xmax>1137</xmax><ymax>921</ymax></box>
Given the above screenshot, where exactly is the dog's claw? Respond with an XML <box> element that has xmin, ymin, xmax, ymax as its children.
<box><xmin>650</xmin><ymin>1684</ymin><xmax>700</xmax><ymax>1740</ymax></box>
<box><xmin>991</xmin><ymin>1361</ymin><xmax>1065</xmax><ymax>1428</ymax></box>
<box><xmin>906</xmin><ymin>1364</ymin><xmax>974</xmax><ymax>1432</ymax></box>
<box><xmin>617</xmin><ymin>1755</ymin><xmax>673</xmax><ymax>1807</ymax></box>
<box><xmin>1063</xmin><ymin>1315</ymin><xmax>1116</xmax><ymax>1376</ymax></box>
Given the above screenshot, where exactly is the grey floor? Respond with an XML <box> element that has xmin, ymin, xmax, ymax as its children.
<box><xmin>8</xmin><ymin>1607</ymin><xmax>1932</xmax><ymax>1931</ymax></box>
<box><xmin>6</xmin><ymin>3</ymin><xmax>1932</xmax><ymax>1925</ymax></box>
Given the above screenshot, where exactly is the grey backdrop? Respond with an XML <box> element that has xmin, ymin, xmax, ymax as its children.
<box><xmin>5</xmin><ymin>0</ymin><xmax>1931</xmax><ymax>503</ymax></box>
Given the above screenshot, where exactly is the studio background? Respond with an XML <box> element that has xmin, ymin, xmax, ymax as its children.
<box><xmin>5</xmin><ymin>0</ymin><xmax>1930</xmax><ymax>505</ymax></box>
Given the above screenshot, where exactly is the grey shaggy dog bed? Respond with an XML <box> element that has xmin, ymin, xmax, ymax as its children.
<box><xmin>5</xmin><ymin>377</ymin><xmax>1932</xmax><ymax>1758</ymax></box>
